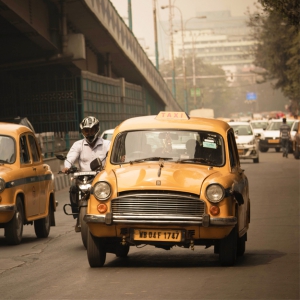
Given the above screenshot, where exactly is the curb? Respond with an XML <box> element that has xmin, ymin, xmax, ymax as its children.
<box><xmin>54</xmin><ymin>174</ymin><xmax>72</xmax><ymax>191</ymax></box>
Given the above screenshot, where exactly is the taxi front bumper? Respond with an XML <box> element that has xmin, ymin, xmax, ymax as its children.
<box><xmin>0</xmin><ymin>204</ymin><xmax>15</xmax><ymax>212</ymax></box>
<box><xmin>84</xmin><ymin>213</ymin><xmax>237</xmax><ymax>227</ymax></box>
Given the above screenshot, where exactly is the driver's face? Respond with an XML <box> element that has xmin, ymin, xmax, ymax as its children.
<box><xmin>82</xmin><ymin>127</ymin><xmax>97</xmax><ymax>137</ymax></box>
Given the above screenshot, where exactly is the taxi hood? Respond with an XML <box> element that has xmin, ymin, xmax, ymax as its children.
<box><xmin>113</xmin><ymin>163</ymin><xmax>219</xmax><ymax>195</ymax></box>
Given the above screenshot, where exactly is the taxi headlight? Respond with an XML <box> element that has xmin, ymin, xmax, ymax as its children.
<box><xmin>206</xmin><ymin>184</ymin><xmax>225</xmax><ymax>203</ymax></box>
<box><xmin>93</xmin><ymin>181</ymin><xmax>111</xmax><ymax>201</ymax></box>
<box><xmin>0</xmin><ymin>178</ymin><xmax>5</xmax><ymax>193</ymax></box>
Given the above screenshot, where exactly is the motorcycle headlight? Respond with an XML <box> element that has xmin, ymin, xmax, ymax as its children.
<box><xmin>206</xmin><ymin>184</ymin><xmax>225</xmax><ymax>203</ymax></box>
<box><xmin>0</xmin><ymin>178</ymin><xmax>5</xmax><ymax>193</ymax></box>
<box><xmin>78</xmin><ymin>183</ymin><xmax>92</xmax><ymax>191</ymax></box>
<box><xmin>93</xmin><ymin>181</ymin><xmax>111</xmax><ymax>201</ymax></box>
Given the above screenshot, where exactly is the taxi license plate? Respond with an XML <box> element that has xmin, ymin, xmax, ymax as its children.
<box><xmin>133</xmin><ymin>229</ymin><xmax>182</xmax><ymax>242</ymax></box>
<box><xmin>268</xmin><ymin>139</ymin><xmax>279</xmax><ymax>143</ymax></box>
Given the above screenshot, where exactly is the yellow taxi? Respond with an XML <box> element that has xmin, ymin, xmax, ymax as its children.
<box><xmin>84</xmin><ymin>112</ymin><xmax>250</xmax><ymax>267</ymax></box>
<box><xmin>0</xmin><ymin>123</ymin><xmax>56</xmax><ymax>244</ymax></box>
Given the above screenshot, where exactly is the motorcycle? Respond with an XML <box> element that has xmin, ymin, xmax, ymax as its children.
<box><xmin>55</xmin><ymin>154</ymin><xmax>103</xmax><ymax>248</ymax></box>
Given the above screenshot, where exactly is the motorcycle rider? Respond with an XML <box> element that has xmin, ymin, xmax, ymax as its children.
<box><xmin>62</xmin><ymin>116</ymin><xmax>111</xmax><ymax>230</ymax></box>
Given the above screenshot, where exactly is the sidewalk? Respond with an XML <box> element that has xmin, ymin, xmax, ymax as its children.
<box><xmin>54</xmin><ymin>173</ymin><xmax>72</xmax><ymax>191</ymax></box>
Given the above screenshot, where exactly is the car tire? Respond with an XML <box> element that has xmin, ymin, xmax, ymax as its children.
<box><xmin>34</xmin><ymin>202</ymin><xmax>51</xmax><ymax>238</ymax></box>
<box><xmin>294</xmin><ymin>148</ymin><xmax>300</xmax><ymax>159</ymax></box>
<box><xmin>5</xmin><ymin>196</ymin><xmax>24</xmax><ymax>245</ymax></box>
<box><xmin>237</xmin><ymin>232</ymin><xmax>247</xmax><ymax>256</ymax></box>
<box><xmin>219</xmin><ymin>225</ymin><xmax>237</xmax><ymax>266</ymax></box>
<box><xmin>115</xmin><ymin>244</ymin><xmax>130</xmax><ymax>258</ymax></box>
<box><xmin>253</xmin><ymin>157</ymin><xmax>259</xmax><ymax>163</ymax></box>
<box><xmin>275</xmin><ymin>148</ymin><xmax>280</xmax><ymax>152</ymax></box>
<box><xmin>87</xmin><ymin>231</ymin><xmax>106</xmax><ymax>267</ymax></box>
<box><xmin>259</xmin><ymin>146</ymin><xmax>268</xmax><ymax>152</ymax></box>
<box><xmin>79</xmin><ymin>206</ymin><xmax>88</xmax><ymax>249</ymax></box>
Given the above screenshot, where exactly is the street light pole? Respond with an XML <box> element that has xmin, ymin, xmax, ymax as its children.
<box><xmin>191</xmin><ymin>32</ymin><xmax>197</xmax><ymax>109</ymax></box>
<box><xmin>127</xmin><ymin>0</ymin><xmax>132</xmax><ymax>31</ymax></box>
<box><xmin>168</xmin><ymin>1</ymin><xmax>176</xmax><ymax>100</ymax></box>
<box><xmin>152</xmin><ymin>0</ymin><xmax>159</xmax><ymax>70</ymax></box>
<box><xmin>184</xmin><ymin>17</ymin><xmax>206</xmax><ymax>109</ymax></box>
<box><xmin>162</xmin><ymin>4</ymin><xmax>186</xmax><ymax>111</ymax></box>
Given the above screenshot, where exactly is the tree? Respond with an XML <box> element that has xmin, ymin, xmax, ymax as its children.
<box><xmin>247</xmin><ymin>1</ymin><xmax>300</xmax><ymax>117</ymax></box>
<box><xmin>259</xmin><ymin>0</ymin><xmax>300</xmax><ymax>26</ymax></box>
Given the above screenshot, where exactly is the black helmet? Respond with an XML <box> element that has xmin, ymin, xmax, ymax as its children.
<box><xmin>80</xmin><ymin>116</ymin><xmax>100</xmax><ymax>145</ymax></box>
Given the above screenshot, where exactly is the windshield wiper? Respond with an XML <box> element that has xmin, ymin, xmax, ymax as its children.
<box><xmin>176</xmin><ymin>158</ymin><xmax>215</xmax><ymax>165</ymax></box>
<box><xmin>0</xmin><ymin>159</ymin><xmax>8</xmax><ymax>164</ymax></box>
<box><xmin>129</xmin><ymin>157</ymin><xmax>173</xmax><ymax>164</ymax></box>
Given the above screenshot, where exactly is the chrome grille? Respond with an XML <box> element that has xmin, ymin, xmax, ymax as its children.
<box><xmin>111</xmin><ymin>192</ymin><xmax>205</xmax><ymax>224</ymax></box>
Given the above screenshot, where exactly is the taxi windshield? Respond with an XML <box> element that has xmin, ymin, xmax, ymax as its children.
<box><xmin>0</xmin><ymin>136</ymin><xmax>15</xmax><ymax>163</ymax></box>
<box><xmin>111</xmin><ymin>130</ymin><xmax>225</xmax><ymax>166</ymax></box>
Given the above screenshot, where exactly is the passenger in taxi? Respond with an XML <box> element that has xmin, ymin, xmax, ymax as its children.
<box><xmin>185</xmin><ymin>139</ymin><xmax>201</xmax><ymax>158</ymax></box>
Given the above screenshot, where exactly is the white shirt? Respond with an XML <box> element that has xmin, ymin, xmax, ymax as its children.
<box><xmin>64</xmin><ymin>137</ymin><xmax>111</xmax><ymax>171</ymax></box>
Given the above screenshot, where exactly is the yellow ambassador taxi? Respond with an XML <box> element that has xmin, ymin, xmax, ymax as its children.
<box><xmin>84</xmin><ymin>112</ymin><xmax>250</xmax><ymax>267</ymax></box>
<box><xmin>0</xmin><ymin>123</ymin><xmax>56</xmax><ymax>245</ymax></box>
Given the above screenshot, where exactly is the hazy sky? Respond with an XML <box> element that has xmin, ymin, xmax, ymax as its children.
<box><xmin>110</xmin><ymin>0</ymin><xmax>260</xmax><ymax>59</ymax></box>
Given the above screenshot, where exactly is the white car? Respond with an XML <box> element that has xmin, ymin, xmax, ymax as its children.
<box><xmin>290</xmin><ymin>120</ymin><xmax>299</xmax><ymax>141</ymax></box>
<box><xmin>259</xmin><ymin>119</ymin><xmax>295</xmax><ymax>153</ymax></box>
<box><xmin>250</xmin><ymin>120</ymin><xmax>269</xmax><ymax>135</ymax></box>
<box><xmin>228</xmin><ymin>121</ymin><xmax>260</xmax><ymax>163</ymax></box>
<box><xmin>100</xmin><ymin>128</ymin><xmax>114</xmax><ymax>141</ymax></box>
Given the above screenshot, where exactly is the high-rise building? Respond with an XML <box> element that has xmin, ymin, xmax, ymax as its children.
<box><xmin>163</xmin><ymin>10</ymin><xmax>256</xmax><ymax>74</ymax></box>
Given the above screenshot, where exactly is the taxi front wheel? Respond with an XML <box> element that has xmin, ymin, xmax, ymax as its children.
<box><xmin>5</xmin><ymin>197</ymin><xmax>24</xmax><ymax>245</ymax></box>
<box><xmin>87</xmin><ymin>231</ymin><xmax>106</xmax><ymax>267</ymax></box>
<box><xmin>219</xmin><ymin>225</ymin><xmax>237</xmax><ymax>266</ymax></box>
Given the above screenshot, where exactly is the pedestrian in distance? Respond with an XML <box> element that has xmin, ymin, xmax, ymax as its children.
<box><xmin>279</xmin><ymin>117</ymin><xmax>291</xmax><ymax>158</ymax></box>
<box><xmin>62</xmin><ymin>116</ymin><xmax>111</xmax><ymax>230</ymax></box>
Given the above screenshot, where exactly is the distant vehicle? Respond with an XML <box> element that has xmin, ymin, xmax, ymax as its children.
<box><xmin>259</xmin><ymin>119</ymin><xmax>295</xmax><ymax>153</ymax></box>
<box><xmin>250</xmin><ymin>120</ymin><xmax>269</xmax><ymax>135</ymax></box>
<box><xmin>189</xmin><ymin>108</ymin><xmax>214</xmax><ymax>119</ymax></box>
<box><xmin>228</xmin><ymin>121</ymin><xmax>260</xmax><ymax>163</ymax></box>
<box><xmin>291</xmin><ymin>120</ymin><xmax>300</xmax><ymax>159</ymax></box>
<box><xmin>100</xmin><ymin>129</ymin><xmax>114</xmax><ymax>141</ymax></box>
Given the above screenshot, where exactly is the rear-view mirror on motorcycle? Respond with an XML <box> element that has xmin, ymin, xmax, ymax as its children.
<box><xmin>55</xmin><ymin>154</ymin><xmax>66</xmax><ymax>161</ymax></box>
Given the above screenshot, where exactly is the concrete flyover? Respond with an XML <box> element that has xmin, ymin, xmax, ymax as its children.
<box><xmin>0</xmin><ymin>0</ymin><xmax>181</xmax><ymax>140</ymax></box>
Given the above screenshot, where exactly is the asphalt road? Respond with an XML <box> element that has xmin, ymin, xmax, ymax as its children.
<box><xmin>0</xmin><ymin>151</ymin><xmax>299</xmax><ymax>300</ymax></box>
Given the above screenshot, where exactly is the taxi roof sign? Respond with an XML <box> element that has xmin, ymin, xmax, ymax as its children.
<box><xmin>156</xmin><ymin>111</ymin><xmax>189</xmax><ymax>120</ymax></box>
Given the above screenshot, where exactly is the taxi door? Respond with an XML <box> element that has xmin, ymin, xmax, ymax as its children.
<box><xmin>227</xmin><ymin>130</ymin><xmax>249</xmax><ymax>232</ymax></box>
<box><xmin>28</xmin><ymin>134</ymin><xmax>47</xmax><ymax>215</ymax></box>
<box><xmin>20</xmin><ymin>134</ymin><xmax>40</xmax><ymax>217</ymax></box>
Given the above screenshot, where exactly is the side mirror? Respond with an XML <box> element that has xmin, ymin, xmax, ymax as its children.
<box><xmin>55</xmin><ymin>154</ymin><xmax>67</xmax><ymax>161</ymax></box>
<box><xmin>90</xmin><ymin>157</ymin><xmax>103</xmax><ymax>171</ymax></box>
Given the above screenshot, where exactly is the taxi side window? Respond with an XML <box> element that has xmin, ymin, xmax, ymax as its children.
<box><xmin>28</xmin><ymin>135</ymin><xmax>40</xmax><ymax>162</ymax></box>
<box><xmin>227</xmin><ymin>131</ymin><xmax>239</xmax><ymax>168</ymax></box>
<box><xmin>20</xmin><ymin>135</ymin><xmax>30</xmax><ymax>164</ymax></box>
